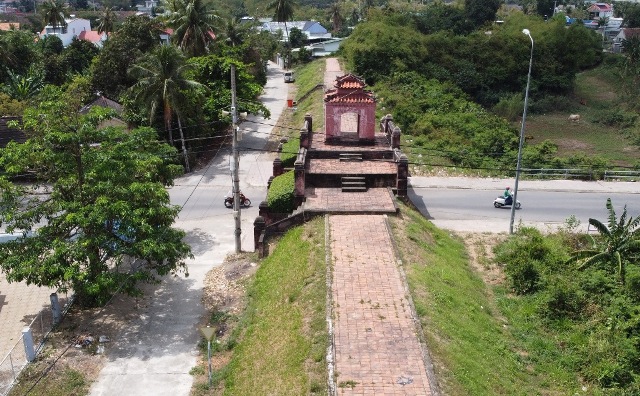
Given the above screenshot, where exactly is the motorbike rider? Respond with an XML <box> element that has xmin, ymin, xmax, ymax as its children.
<box><xmin>503</xmin><ymin>186</ymin><xmax>513</xmax><ymax>205</ymax></box>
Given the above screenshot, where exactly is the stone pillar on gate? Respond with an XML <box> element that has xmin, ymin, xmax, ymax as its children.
<box><xmin>397</xmin><ymin>154</ymin><xmax>408</xmax><ymax>197</ymax></box>
<box><xmin>253</xmin><ymin>216</ymin><xmax>266</xmax><ymax>257</ymax></box>
<box><xmin>304</xmin><ymin>113</ymin><xmax>312</xmax><ymax>133</ymax></box>
<box><xmin>300</xmin><ymin>127</ymin><xmax>309</xmax><ymax>149</ymax></box>
<box><xmin>273</xmin><ymin>158</ymin><xmax>283</xmax><ymax>177</ymax></box>
<box><xmin>391</xmin><ymin>126</ymin><xmax>401</xmax><ymax>149</ymax></box>
<box><xmin>294</xmin><ymin>159</ymin><xmax>305</xmax><ymax>207</ymax></box>
<box><xmin>259</xmin><ymin>201</ymin><xmax>271</xmax><ymax>225</ymax></box>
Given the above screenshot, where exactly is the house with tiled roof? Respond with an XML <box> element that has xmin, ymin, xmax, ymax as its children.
<box><xmin>79</xmin><ymin>94</ymin><xmax>128</xmax><ymax>129</ymax></box>
<box><xmin>588</xmin><ymin>3</ymin><xmax>613</xmax><ymax>19</ymax></box>
<box><xmin>259</xmin><ymin>20</ymin><xmax>331</xmax><ymax>43</ymax></box>
<box><xmin>39</xmin><ymin>16</ymin><xmax>106</xmax><ymax>47</ymax></box>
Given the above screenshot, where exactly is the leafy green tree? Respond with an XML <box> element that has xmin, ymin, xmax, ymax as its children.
<box><xmin>0</xmin><ymin>29</ymin><xmax>43</xmax><ymax>82</ymax></box>
<box><xmin>40</xmin><ymin>0</ymin><xmax>68</xmax><ymax>34</ymax></box>
<box><xmin>288</xmin><ymin>26</ymin><xmax>305</xmax><ymax>48</ymax></box>
<box><xmin>61</xmin><ymin>37</ymin><xmax>100</xmax><ymax>74</ymax></box>
<box><xmin>165</xmin><ymin>0</ymin><xmax>218</xmax><ymax>57</ymax></box>
<box><xmin>342</xmin><ymin>11</ymin><xmax>428</xmax><ymax>84</ymax></box>
<box><xmin>0</xmin><ymin>92</ymin><xmax>26</xmax><ymax>116</ymax></box>
<box><xmin>571</xmin><ymin>198</ymin><xmax>640</xmax><ymax>285</ymax></box>
<box><xmin>413</xmin><ymin>3</ymin><xmax>470</xmax><ymax>35</ymax></box>
<box><xmin>464</xmin><ymin>0</ymin><xmax>500</xmax><ymax>29</ymax></box>
<box><xmin>91</xmin><ymin>15</ymin><xmax>162</xmax><ymax>99</ymax></box>
<box><xmin>0</xmin><ymin>86</ymin><xmax>191</xmax><ymax>307</ymax></box>
<box><xmin>128</xmin><ymin>44</ymin><xmax>203</xmax><ymax>171</ymax></box>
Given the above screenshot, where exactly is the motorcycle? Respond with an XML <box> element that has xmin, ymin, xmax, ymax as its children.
<box><xmin>224</xmin><ymin>192</ymin><xmax>251</xmax><ymax>208</ymax></box>
<box><xmin>493</xmin><ymin>195</ymin><xmax>521</xmax><ymax>209</ymax></box>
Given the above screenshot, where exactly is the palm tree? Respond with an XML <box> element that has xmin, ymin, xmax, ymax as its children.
<box><xmin>165</xmin><ymin>0</ymin><xmax>218</xmax><ymax>57</ymax></box>
<box><xmin>40</xmin><ymin>0</ymin><xmax>67</xmax><ymax>35</ymax></box>
<box><xmin>327</xmin><ymin>1</ymin><xmax>343</xmax><ymax>33</ymax></box>
<box><xmin>571</xmin><ymin>198</ymin><xmax>640</xmax><ymax>284</ymax></box>
<box><xmin>97</xmin><ymin>7</ymin><xmax>116</xmax><ymax>39</ymax></box>
<box><xmin>266</xmin><ymin>0</ymin><xmax>296</xmax><ymax>45</ymax></box>
<box><xmin>216</xmin><ymin>16</ymin><xmax>248</xmax><ymax>48</ymax></box>
<box><xmin>128</xmin><ymin>45</ymin><xmax>203</xmax><ymax>172</ymax></box>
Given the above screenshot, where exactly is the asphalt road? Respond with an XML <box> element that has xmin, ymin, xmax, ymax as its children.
<box><xmin>409</xmin><ymin>176</ymin><xmax>640</xmax><ymax>233</ymax></box>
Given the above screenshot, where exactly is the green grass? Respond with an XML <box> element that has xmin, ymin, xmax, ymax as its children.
<box><xmin>291</xmin><ymin>59</ymin><xmax>325</xmax><ymax>132</ymax></box>
<box><xmin>390</xmin><ymin>202</ymin><xmax>577</xmax><ymax>395</ymax></box>
<box><xmin>525</xmin><ymin>59</ymin><xmax>640</xmax><ymax>167</ymax></box>
<box><xmin>9</xmin><ymin>365</ymin><xmax>89</xmax><ymax>396</ymax></box>
<box><xmin>219</xmin><ymin>217</ymin><xmax>327</xmax><ymax>395</ymax></box>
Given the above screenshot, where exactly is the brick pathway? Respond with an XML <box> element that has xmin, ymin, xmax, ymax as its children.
<box><xmin>304</xmin><ymin>188</ymin><xmax>397</xmax><ymax>213</ymax></box>
<box><xmin>307</xmin><ymin>159</ymin><xmax>397</xmax><ymax>175</ymax></box>
<box><xmin>330</xmin><ymin>215</ymin><xmax>433</xmax><ymax>395</ymax></box>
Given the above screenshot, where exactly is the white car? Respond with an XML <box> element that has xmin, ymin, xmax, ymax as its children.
<box><xmin>284</xmin><ymin>71</ymin><xmax>295</xmax><ymax>83</ymax></box>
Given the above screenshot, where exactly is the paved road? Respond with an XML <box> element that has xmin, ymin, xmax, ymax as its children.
<box><xmin>409</xmin><ymin>176</ymin><xmax>640</xmax><ymax>233</ymax></box>
<box><xmin>90</xmin><ymin>61</ymin><xmax>287</xmax><ymax>396</ymax></box>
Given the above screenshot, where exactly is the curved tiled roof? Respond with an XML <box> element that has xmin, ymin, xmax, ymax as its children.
<box><xmin>325</xmin><ymin>91</ymin><xmax>375</xmax><ymax>104</ymax></box>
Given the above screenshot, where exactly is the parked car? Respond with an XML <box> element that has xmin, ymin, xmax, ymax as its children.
<box><xmin>284</xmin><ymin>71</ymin><xmax>295</xmax><ymax>83</ymax></box>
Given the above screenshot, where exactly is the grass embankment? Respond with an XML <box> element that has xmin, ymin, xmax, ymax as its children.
<box><xmin>390</xmin><ymin>203</ymin><xmax>577</xmax><ymax>395</ymax></box>
<box><xmin>198</xmin><ymin>217</ymin><xmax>328</xmax><ymax>395</ymax></box>
<box><xmin>525</xmin><ymin>59</ymin><xmax>640</xmax><ymax>167</ymax></box>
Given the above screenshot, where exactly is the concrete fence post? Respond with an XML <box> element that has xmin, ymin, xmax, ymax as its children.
<box><xmin>22</xmin><ymin>327</ymin><xmax>36</xmax><ymax>362</ymax></box>
<box><xmin>300</xmin><ymin>128</ymin><xmax>309</xmax><ymax>149</ymax></box>
<box><xmin>273</xmin><ymin>158</ymin><xmax>283</xmax><ymax>177</ymax></box>
<box><xmin>304</xmin><ymin>113</ymin><xmax>313</xmax><ymax>133</ymax></box>
<box><xmin>397</xmin><ymin>154</ymin><xmax>409</xmax><ymax>197</ymax></box>
<box><xmin>50</xmin><ymin>293</ymin><xmax>61</xmax><ymax>325</ymax></box>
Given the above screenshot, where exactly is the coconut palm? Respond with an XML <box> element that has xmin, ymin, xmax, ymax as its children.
<box><xmin>165</xmin><ymin>0</ymin><xmax>218</xmax><ymax>57</ymax></box>
<box><xmin>40</xmin><ymin>0</ymin><xmax>68</xmax><ymax>35</ymax></box>
<box><xmin>571</xmin><ymin>198</ymin><xmax>640</xmax><ymax>284</ymax></box>
<box><xmin>216</xmin><ymin>16</ymin><xmax>249</xmax><ymax>47</ymax></box>
<box><xmin>327</xmin><ymin>1</ymin><xmax>343</xmax><ymax>33</ymax></box>
<box><xmin>267</xmin><ymin>0</ymin><xmax>296</xmax><ymax>44</ymax></box>
<box><xmin>97</xmin><ymin>7</ymin><xmax>116</xmax><ymax>39</ymax></box>
<box><xmin>128</xmin><ymin>45</ymin><xmax>203</xmax><ymax>171</ymax></box>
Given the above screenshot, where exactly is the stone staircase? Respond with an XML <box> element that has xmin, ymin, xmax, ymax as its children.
<box><xmin>339</xmin><ymin>153</ymin><xmax>363</xmax><ymax>162</ymax></box>
<box><xmin>341</xmin><ymin>176</ymin><xmax>367</xmax><ymax>192</ymax></box>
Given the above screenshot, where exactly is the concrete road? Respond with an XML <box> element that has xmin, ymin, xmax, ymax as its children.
<box><xmin>90</xmin><ymin>61</ymin><xmax>288</xmax><ymax>396</ymax></box>
<box><xmin>409</xmin><ymin>176</ymin><xmax>640</xmax><ymax>233</ymax></box>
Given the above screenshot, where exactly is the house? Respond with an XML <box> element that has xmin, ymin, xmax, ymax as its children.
<box><xmin>135</xmin><ymin>0</ymin><xmax>157</xmax><ymax>16</ymax></box>
<box><xmin>39</xmin><ymin>16</ymin><xmax>105</xmax><ymax>47</ymax></box>
<box><xmin>0</xmin><ymin>22</ymin><xmax>19</xmax><ymax>30</ymax></box>
<box><xmin>259</xmin><ymin>20</ymin><xmax>331</xmax><ymax>43</ymax></box>
<box><xmin>588</xmin><ymin>3</ymin><xmax>613</xmax><ymax>19</ymax></box>
<box><xmin>305</xmin><ymin>38</ymin><xmax>344</xmax><ymax>57</ymax></box>
<box><xmin>79</xmin><ymin>94</ymin><xmax>128</xmax><ymax>129</ymax></box>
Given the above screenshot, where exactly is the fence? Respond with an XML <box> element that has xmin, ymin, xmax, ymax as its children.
<box><xmin>603</xmin><ymin>170</ymin><xmax>640</xmax><ymax>181</ymax></box>
<box><xmin>521</xmin><ymin>168</ymin><xmax>594</xmax><ymax>180</ymax></box>
<box><xmin>0</xmin><ymin>293</ymin><xmax>70</xmax><ymax>396</ymax></box>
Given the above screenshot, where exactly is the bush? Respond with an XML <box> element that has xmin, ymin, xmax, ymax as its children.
<box><xmin>591</xmin><ymin>109</ymin><xmax>638</xmax><ymax>128</ymax></box>
<box><xmin>506</xmin><ymin>259</ymin><xmax>541</xmax><ymax>294</ymax></box>
<box><xmin>280</xmin><ymin>137</ymin><xmax>300</xmax><ymax>168</ymax></box>
<box><xmin>537</xmin><ymin>277</ymin><xmax>585</xmax><ymax>320</ymax></box>
<box><xmin>529</xmin><ymin>95</ymin><xmax>572</xmax><ymax>114</ymax></box>
<box><xmin>266</xmin><ymin>171</ymin><xmax>295</xmax><ymax>213</ymax></box>
<box><xmin>492</xmin><ymin>93</ymin><xmax>523</xmax><ymax>122</ymax></box>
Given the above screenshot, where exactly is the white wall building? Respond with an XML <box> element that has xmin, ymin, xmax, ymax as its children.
<box><xmin>39</xmin><ymin>17</ymin><xmax>99</xmax><ymax>47</ymax></box>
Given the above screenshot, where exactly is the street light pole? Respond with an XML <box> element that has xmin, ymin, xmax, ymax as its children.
<box><xmin>510</xmin><ymin>29</ymin><xmax>533</xmax><ymax>235</ymax></box>
<box><xmin>231</xmin><ymin>64</ymin><xmax>241</xmax><ymax>252</ymax></box>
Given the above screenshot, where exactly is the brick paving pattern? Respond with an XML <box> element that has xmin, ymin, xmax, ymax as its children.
<box><xmin>0</xmin><ymin>275</ymin><xmax>59</xmax><ymax>359</ymax></box>
<box><xmin>330</xmin><ymin>215</ymin><xmax>432</xmax><ymax>395</ymax></box>
<box><xmin>304</xmin><ymin>188</ymin><xmax>397</xmax><ymax>213</ymax></box>
<box><xmin>310</xmin><ymin>133</ymin><xmax>391</xmax><ymax>152</ymax></box>
<box><xmin>307</xmin><ymin>159</ymin><xmax>397</xmax><ymax>175</ymax></box>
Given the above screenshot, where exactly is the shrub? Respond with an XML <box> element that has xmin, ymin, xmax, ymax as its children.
<box><xmin>266</xmin><ymin>171</ymin><xmax>295</xmax><ymax>213</ymax></box>
<box><xmin>591</xmin><ymin>109</ymin><xmax>638</xmax><ymax>128</ymax></box>
<box><xmin>492</xmin><ymin>93</ymin><xmax>523</xmax><ymax>122</ymax></box>
<box><xmin>280</xmin><ymin>137</ymin><xmax>300</xmax><ymax>168</ymax></box>
<box><xmin>529</xmin><ymin>95</ymin><xmax>572</xmax><ymax>114</ymax></box>
<box><xmin>537</xmin><ymin>277</ymin><xmax>585</xmax><ymax>320</ymax></box>
<box><xmin>506</xmin><ymin>259</ymin><xmax>541</xmax><ymax>294</ymax></box>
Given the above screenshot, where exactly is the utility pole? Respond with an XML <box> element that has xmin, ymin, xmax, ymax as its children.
<box><xmin>230</xmin><ymin>64</ymin><xmax>241</xmax><ymax>253</ymax></box>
